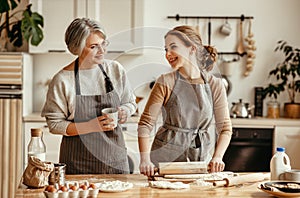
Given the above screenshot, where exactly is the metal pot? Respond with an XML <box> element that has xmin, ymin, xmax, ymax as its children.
<box><xmin>230</xmin><ymin>99</ymin><xmax>254</xmax><ymax>118</ymax></box>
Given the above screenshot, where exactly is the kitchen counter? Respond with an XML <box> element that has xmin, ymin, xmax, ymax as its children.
<box><xmin>23</xmin><ymin>112</ymin><xmax>45</xmax><ymax>122</ymax></box>
<box><xmin>16</xmin><ymin>174</ymin><xmax>274</xmax><ymax>197</ymax></box>
<box><xmin>24</xmin><ymin>112</ymin><xmax>300</xmax><ymax>127</ymax></box>
<box><xmin>230</xmin><ymin>117</ymin><xmax>300</xmax><ymax>127</ymax></box>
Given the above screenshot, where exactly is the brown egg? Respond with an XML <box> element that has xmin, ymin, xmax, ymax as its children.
<box><xmin>45</xmin><ymin>185</ymin><xmax>57</xmax><ymax>193</ymax></box>
<box><xmin>80</xmin><ymin>184</ymin><xmax>88</xmax><ymax>190</ymax></box>
<box><xmin>70</xmin><ymin>185</ymin><xmax>78</xmax><ymax>191</ymax></box>
<box><xmin>60</xmin><ymin>186</ymin><xmax>68</xmax><ymax>192</ymax></box>
<box><xmin>89</xmin><ymin>183</ymin><xmax>96</xmax><ymax>189</ymax></box>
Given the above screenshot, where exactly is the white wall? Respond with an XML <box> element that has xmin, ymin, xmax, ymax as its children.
<box><xmin>32</xmin><ymin>0</ymin><xmax>300</xmax><ymax>116</ymax></box>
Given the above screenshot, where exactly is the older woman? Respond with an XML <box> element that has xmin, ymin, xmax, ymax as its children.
<box><xmin>138</xmin><ymin>26</ymin><xmax>232</xmax><ymax>176</ymax></box>
<box><xmin>42</xmin><ymin>18</ymin><xmax>137</xmax><ymax>174</ymax></box>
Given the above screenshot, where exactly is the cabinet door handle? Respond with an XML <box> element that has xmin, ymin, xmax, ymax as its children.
<box><xmin>48</xmin><ymin>50</ymin><xmax>66</xmax><ymax>53</ymax></box>
<box><xmin>286</xmin><ymin>134</ymin><xmax>300</xmax><ymax>139</ymax></box>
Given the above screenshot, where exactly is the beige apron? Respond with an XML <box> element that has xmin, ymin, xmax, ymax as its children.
<box><xmin>59</xmin><ymin>58</ymin><xmax>129</xmax><ymax>174</ymax></box>
<box><xmin>150</xmin><ymin>71</ymin><xmax>215</xmax><ymax>166</ymax></box>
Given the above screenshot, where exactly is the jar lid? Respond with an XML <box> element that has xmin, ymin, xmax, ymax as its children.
<box><xmin>31</xmin><ymin>128</ymin><xmax>43</xmax><ymax>137</ymax></box>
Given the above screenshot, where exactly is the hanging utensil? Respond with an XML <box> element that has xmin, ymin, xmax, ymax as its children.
<box><xmin>221</xmin><ymin>75</ymin><xmax>232</xmax><ymax>96</ymax></box>
<box><xmin>237</xmin><ymin>16</ymin><xmax>245</xmax><ymax>55</ymax></box>
<box><xmin>219</xmin><ymin>18</ymin><xmax>232</xmax><ymax>36</ymax></box>
<box><xmin>207</xmin><ymin>18</ymin><xmax>211</xmax><ymax>45</ymax></box>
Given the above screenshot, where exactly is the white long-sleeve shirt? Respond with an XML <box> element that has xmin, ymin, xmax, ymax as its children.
<box><xmin>41</xmin><ymin>59</ymin><xmax>137</xmax><ymax>135</ymax></box>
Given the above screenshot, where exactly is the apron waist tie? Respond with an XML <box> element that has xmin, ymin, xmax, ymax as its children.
<box><xmin>163</xmin><ymin>124</ymin><xmax>209</xmax><ymax>149</ymax></box>
<box><xmin>163</xmin><ymin>123</ymin><xmax>207</xmax><ymax>134</ymax></box>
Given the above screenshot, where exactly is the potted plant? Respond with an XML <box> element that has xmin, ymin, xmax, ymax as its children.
<box><xmin>263</xmin><ymin>40</ymin><xmax>300</xmax><ymax>118</ymax></box>
<box><xmin>0</xmin><ymin>0</ymin><xmax>44</xmax><ymax>51</ymax></box>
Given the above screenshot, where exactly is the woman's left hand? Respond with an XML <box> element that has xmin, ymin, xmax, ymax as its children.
<box><xmin>208</xmin><ymin>157</ymin><xmax>225</xmax><ymax>172</ymax></box>
<box><xmin>118</xmin><ymin>107</ymin><xmax>127</xmax><ymax>124</ymax></box>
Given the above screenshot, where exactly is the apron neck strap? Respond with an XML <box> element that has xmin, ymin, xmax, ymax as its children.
<box><xmin>74</xmin><ymin>58</ymin><xmax>80</xmax><ymax>95</ymax></box>
<box><xmin>74</xmin><ymin>59</ymin><xmax>114</xmax><ymax>95</ymax></box>
<box><xmin>98</xmin><ymin>64</ymin><xmax>114</xmax><ymax>93</ymax></box>
<box><xmin>176</xmin><ymin>70</ymin><xmax>209</xmax><ymax>84</ymax></box>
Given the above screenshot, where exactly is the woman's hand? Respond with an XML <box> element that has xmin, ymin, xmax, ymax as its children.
<box><xmin>208</xmin><ymin>157</ymin><xmax>225</xmax><ymax>172</ymax></box>
<box><xmin>139</xmin><ymin>160</ymin><xmax>155</xmax><ymax>177</ymax></box>
<box><xmin>89</xmin><ymin>115</ymin><xmax>115</xmax><ymax>132</ymax></box>
<box><xmin>118</xmin><ymin>107</ymin><xmax>127</xmax><ymax>124</ymax></box>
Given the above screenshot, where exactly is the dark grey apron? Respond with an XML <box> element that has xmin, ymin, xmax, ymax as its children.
<box><xmin>150</xmin><ymin>71</ymin><xmax>215</xmax><ymax>166</ymax></box>
<box><xmin>59</xmin><ymin>58</ymin><xmax>129</xmax><ymax>174</ymax></box>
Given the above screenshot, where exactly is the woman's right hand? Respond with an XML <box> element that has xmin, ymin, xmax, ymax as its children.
<box><xmin>88</xmin><ymin>115</ymin><xmax>115</xmax><ymax>132</ymax></box>
<box><xmin>139</xmin><ymin>160</ymin><xmax>155</xmax><ymax>177</ymax></box>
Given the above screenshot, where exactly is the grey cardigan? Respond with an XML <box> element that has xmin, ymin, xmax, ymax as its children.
<box><xmin>41</xmin><ymin>59</ymin><xmax>137</xmax><ymax>135</ymax></box>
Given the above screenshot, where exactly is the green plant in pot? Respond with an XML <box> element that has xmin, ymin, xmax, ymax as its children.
<box><xmin>0</xmin><ymin>0</ymin><xmax>44</xmax><ymax>51</ymax></box>
<box><xmin>263</xmin><ymin>40</ymin><xmax>300</xmax><ymax>118</ymax></box>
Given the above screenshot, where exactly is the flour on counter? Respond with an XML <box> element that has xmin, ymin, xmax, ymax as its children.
<box><xmin>149</xmin><ymin>181</ymin><xmax>190</xmax><ymax>189</ymax></box>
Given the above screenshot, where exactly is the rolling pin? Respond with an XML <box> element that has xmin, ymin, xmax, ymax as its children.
<box><xmin>156</xmin><ymin>161</ymin><xmax>208</xmax><ymax>175</ymax></box>
<box><xmin>213</xmin><ymin>173</ymin><xmax>268</xmax><ymax>187</ymax></box>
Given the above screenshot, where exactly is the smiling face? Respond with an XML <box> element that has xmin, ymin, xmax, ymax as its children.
<box><xmin>79</xmin><ymin>31</ymin><xmax>107</xmax><ymax>66</ymax></box>
<box><xmin>164</xmin><ymin>34</ymin><xmax>193</xmax><ymax>70</ymax></box>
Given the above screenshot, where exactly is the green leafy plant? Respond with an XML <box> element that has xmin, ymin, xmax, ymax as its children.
<box><xmin>0</xmin><ymin>0</ymin><xmax>44</xmax><ymax>48</ymax></box>
<box><xmin>263</xmin><ymin>40</ymin><xmax>300</xmax><ymax>103</ymax></box>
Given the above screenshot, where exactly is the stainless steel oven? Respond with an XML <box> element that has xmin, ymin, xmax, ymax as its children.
<box><xmin>223</xmin><ymin>127</ymin><xmax>274</xmax><ymax>172</ymax></box>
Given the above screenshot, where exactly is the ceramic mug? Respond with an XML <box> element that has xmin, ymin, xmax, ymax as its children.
<box><xmin>102</xmin><ymin>107</ymin><xmax>118</xmax><ymax>128</ymax></box>
<box><xmin>220</xmin><ymin>21</ymin><xmax>232</xmax><ymax>36</ymax></box>
<box><xmin>282</xmin><ymin>169</ymin><xmax>300</xmax><ymax>182</ymax></box>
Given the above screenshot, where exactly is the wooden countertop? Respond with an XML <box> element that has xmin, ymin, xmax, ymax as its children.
<box><xmin>16</xmin><ymin>174</ymin><xmax>274</xmax><ymax>197</ymax></box>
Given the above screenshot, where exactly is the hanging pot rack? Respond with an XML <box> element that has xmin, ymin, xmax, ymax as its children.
<box><xmin>167</xmin><ymin>14</ymin><xmax>253</xmax><ymax>21</ymax></box>
<box><xmin>167</xmin><ymin>14</ymin><xmax>254</xmax><ymax>56</ymax></box>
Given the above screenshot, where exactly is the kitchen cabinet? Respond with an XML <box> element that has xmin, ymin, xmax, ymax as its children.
<box><xmin>121</xmin><ymin>123</ymin><xmax>140</xmax><ymax>173</ymax></box>
<box><xmin>0</xmin><ymin>53</ymin><xmax>33</xmax><ymax>198</ymax></box>
<box><xmin>23</xmin><ymin>121</ymin><xmax>62</xmax><ymax>171</ymax></box>
<box><xmin>98</xmin><ymin>0</ymin><xmax>144</xmax><ymax>53</ymax></box>
<box><xmin>121</xmin><ymin>119</ymin><xmax>161</xmax><ymax>173</ymax></box>
<box><xmin>274</xmin><ymin>126</ymin><xmax>300</xmax><ymax>169</ymax></box>
<box><xmin>29</xmin><ymin>0</ymin><xmax>144</xmax><ymax>53</ymax></box>
<box><xmin>29</xmin><ymin>0</ymin><xmax>75</xmax><ymax>53</ymax></box>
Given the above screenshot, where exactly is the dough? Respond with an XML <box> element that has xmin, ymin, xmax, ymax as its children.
<box><xmin>149</xmin><ymin>181</ymin><xmax>190</xmax><ymax>189</ymax></box>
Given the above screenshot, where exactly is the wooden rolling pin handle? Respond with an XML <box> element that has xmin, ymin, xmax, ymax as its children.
<box><xmin>213</xmin><ymin>179</ymin><xmax>229</xmax><ymax>187</ymax></box>
<box><xmin>213</xmin><ymin>173</ymin><xmax>266</xmax><ymax>187</ymax></box>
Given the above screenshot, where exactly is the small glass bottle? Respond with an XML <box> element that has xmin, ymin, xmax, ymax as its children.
<box><xmin>28</xmin><ymin>128</ymin><xmax>46</xmax><ymax>162</ymax></box>
<box><xmin>267</xmin><ymin>100</ymin><xmax>280</xmax><ymax>118</ymax></box>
